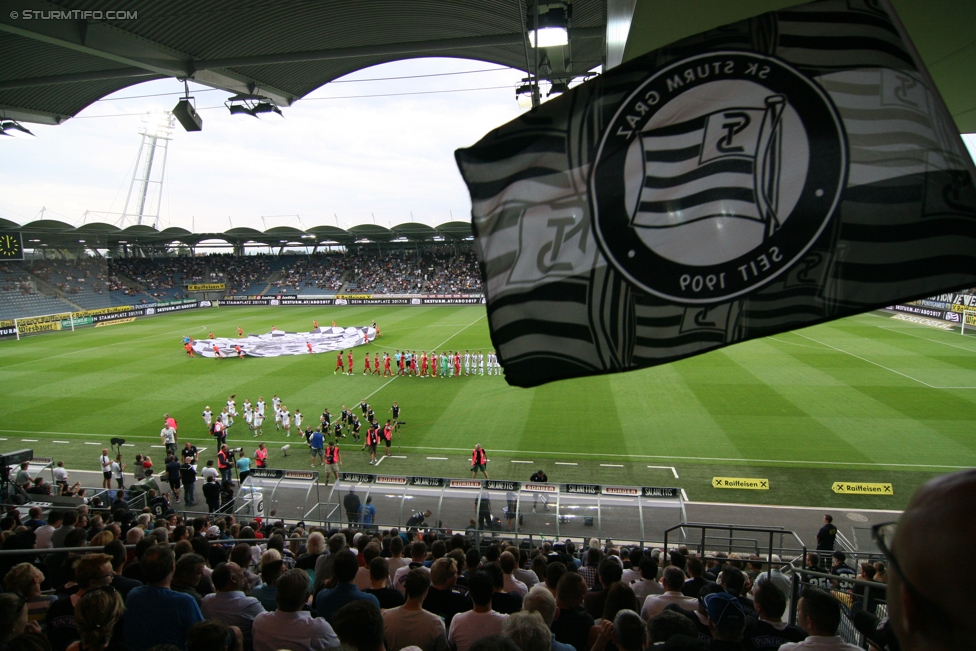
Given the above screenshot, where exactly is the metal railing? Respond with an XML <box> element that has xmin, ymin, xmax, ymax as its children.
<box><xmin>791</xmin><ymin>567</ymin><xmax>888</xmax><ymax>648</ymax></box>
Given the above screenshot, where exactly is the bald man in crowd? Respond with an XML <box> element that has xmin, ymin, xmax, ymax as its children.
<box><xmin>886</xmin><ymin>469</ymin><xmax>976</xmax><ymax>651</ymax></box>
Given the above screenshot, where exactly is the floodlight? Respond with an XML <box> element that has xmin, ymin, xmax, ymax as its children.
<box><xmin>173</xmin><ymin>81</ymin><xmax>203</xmax><ymax>132</ymax></box>
<box><xmin>548</xmin><ymin>80</ymin><xmax>570</xmax><ymax>97</ymax></box>
<box><xmin>0</xmin><ymin>119</ymin><xmax>35</xmax><ymax>138</ymax></box>
<box><xmin>527</xmin><ymin>4</ymin><xmax>570</xmax><ymax>48</ymax></box>
<box><xmin>225</xmin><ymin>94</ymin><xmax>283</xmax><ymax>119</ymax></box>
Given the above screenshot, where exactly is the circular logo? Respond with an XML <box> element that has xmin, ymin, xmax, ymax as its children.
<box><xmin>591</xmin><ymin>51</ymin><xmax>846</xmax><ymax>304</ymax></box>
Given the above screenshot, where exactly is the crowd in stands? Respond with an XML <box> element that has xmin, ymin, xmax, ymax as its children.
<box><xmin>0</xmin><ymin>264</ymin><xmax>35</xmax><ymax>295</ymax></box>
<box><xmin>0</xmin><ymin>500</ymin><xmax>892</xmax><ymax>651</ymax></box>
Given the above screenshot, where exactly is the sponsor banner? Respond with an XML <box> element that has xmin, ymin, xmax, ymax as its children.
<box><xmin>74</xmin><ymin>305</ymin><xmax>137</xmax><ymax>318</ymax></box>
<box><xmin>485</xmin><ymin>479</ymin><xmax>520</xmax><ymax>491</ymax></box>
<box><xmin>642</xmin><ymin>486</ymin><xmax>681</xmax><ymax>498</ymax></box>
<box><xmin>0</xmin><ymin>326</ymin><xmax>17</xmax><ymax>338</ymax></box>
<box><xmin>192</xmin><ymin>326</ymin><xmax>375</xmax><ymax>358</ymax></box>
<box><xmin>421</xmin><ymin>297</ymin><xmax>485</xmax><ymax>305</ymax></box>
<box><xmin>712</xmin><ymin>477</ymin><xmax>769</xmax><ymax>490</ymax></box>
<box><xmin>602</xmin><ymin>486</ymin><xmax>640</xmax><ymax>496</ymax></box>
<box><xmin>187</xmin><ymin>283</ymin><xmax>226</xmax><ymax>291</ymax></box>
<box><xmin>564</xmin><ymin>483</ymin><xmax>600</xmax><ymax>495</ymax></box>
<box><xmin>14</xmin><ymin>313</ymin><xmax>70</xmax><ymax>326</ymax></box>
<box><xmin>92</xmin><ymin>308</ymin><xmax>145</xmax><ymax>322</ymax></box>
<box><xmin>449</xmin><ymin>479</ymin><xmax>483</xmax><ymax>489</ymax></box>
<box><xmin>19</xmin><ymin>321</ymin><xmax>60</xmax><ymax>334</ymax></box>
<box><xmin>522</xmin><ymin>483</ymin><xmax>558</xmax><ymax>494</ymax></box>
<box><xmin>219</xmin><ymin>299</ymin><xmax>271</xmax><ymax>306</ymax></box>
<box><xmin>890</xmin><ymin>313</ymin><xmax>955</xmax><ymax>330</ymax></box>
<box><xmin>336</xmin><ymin>294</ymin><xmax>373</xmax><ymax>299</ymax></box>
<box><xmin>30</xmin><ymin>457</ymin><xmax>53</xmax><ymax>465</ymax></box>
<box><xmin>283</xmin><ymin>470</ymin><xmax>317</xmax><ymax>481</ymax></box>
<box><xmin>375</xmin><ymin>475</ymin><xmax>407</xmax><ymax>485</ymax></box>
<box><xmin>199</xmin><ymin>300</ymin><xmax>212</xmax><ymax>307</ymax></box>
<box><xmin>95</xmin><ymin>317</ymin><xmax>137</xmax><ymax>327</ymax></box>
<box><xmin>281</xmin><ymin>298</ymin><xmax>334</xmax><ymax>306</ymax></box>
<box><xmin>249</xmin><ymin>469</ymin><xmax>285</xmax><ymax>480</ymax></box>
<box><xmin>888</xmin><ymin>304</ymin><xmax>946</xmax><ymax>319</ymax></box>
<box><xmin>410</xmin><ymin>476</ymin><xmax>445</xmax><ymax>487</ymax></box>
<box><xmin>832</xmin><ymin>482</ymin><xmax>893</xmax><ymax>495</ymax></box>
<box><xmin>61</xmin><ymin>316</ymin><xmax>94</xmax><ymax>328</ymax></box>
<box><xmin>340</xmin><ymin>472</ymin><xmax>375</xmax><ymax>483</ymax></box>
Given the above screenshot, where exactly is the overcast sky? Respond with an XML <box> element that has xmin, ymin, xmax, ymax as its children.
<box><xmin>0</xmin><ymin>58</ymin><xmax>531</xmax><ymax>234</ymax></box>
<box><xmin>1</xmin><ymin>57</ymin><xmax>974</xmax><ymax>237</ymax></box>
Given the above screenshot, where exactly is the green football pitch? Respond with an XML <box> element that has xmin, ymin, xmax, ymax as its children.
<box><xmin>1</xmin><ymin>305</ymin><xmax>974</xmax><ymax>510</ymax></box>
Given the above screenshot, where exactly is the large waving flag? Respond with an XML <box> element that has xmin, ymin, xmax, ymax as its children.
<box><xmin>455</xmin><ymin>0</ymin><xmax>976</xmax><ymax>388</ymax></box>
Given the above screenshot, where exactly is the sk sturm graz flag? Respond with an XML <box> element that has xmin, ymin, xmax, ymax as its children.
<box><xmin>455</xmin><ymin>0</ymin><xmax>976</xmax><ymax>388</ymax></box>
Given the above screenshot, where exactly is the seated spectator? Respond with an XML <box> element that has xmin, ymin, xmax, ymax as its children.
<box><xmin>591</xmin><ymin>610</ymin><xmax>646</xmax><ymax>651</ymax></box>
<box><xmin>503</xmin><ymin>611</ymin><xmax>553</xmax><ymax>651</ymax></box>
<box><xmin>171</xmin><ymin>554</ymin><xmax>207</xmax><ymax>606</ymax></box>
<box><xmin>187</xmin><ymin>619</ymin><xmax>242</xmax><ymax>651</ymax></box>
<box><xmin>646</xmin><ymin>609</ymin><xmax>698</xmax><ymax>646</ymax></box>
<box><xmin>423</xmin><ymin>557</ymin><xmax>470</xmax><ymax>629</ymax></box>
<box><xmin>641</xmin><ymin>567</ymin><xmax>698</xmax><ymax>620</ymax></box>
<box><xmin>394</xmin><ymin>540</ymin><xmax>431</xmax><ymax>594</ymax></box>
<box><xmin>252</xmin><ymin>569</ymin><xmax>338</xmax><ymax>651</ymax></box>
<box><xmin>332</xmin><ymin>600</ymin><xmax>384</xmax><ymax>651</ymax></box>
<box><xmin>65</xmin><ymin>585</ymin><xmax>125</xmax><ymax>651</ymax></box>
<box><xmin>383</xmin><ymin>568</ymin><xmax>448</xmax><ymax>651</ymax></box>
<box><xmin>483</xmin><ymin>562</ymin><xmax>521</xmax><ymax>614</ymax></box>
<box><xmin>551</xmin><ymin>571</ymin><xmax>594</xmax><ymax>651</ymax></box>
<box><xmin>779</xmin><ymin>587</ymin><xmax>861</xmax><ymax>651</ymax></box>
<box><xmin>124</xmin><ymin>545</ymin><xmax>204</xmax><ymax>651</ymax></box>
<box><xmin>681</xmin><ymin>557</ymin><xmax>708</xmax><ymax>599</ymax></box>
<box><xmin>588</xmin><ymin>583</ymin><xmax>638</xmax><ymax>649</ymax></box>
<box><xmin>364</xmin><ymin>557</ymin><xmax>405</xmax><ymax>610</ymax></box>
<box><xmin>514</xmin><ymin>550</ymin><xmax>541</xmax><ymax>590</ymax></box>
<box><xmin>448</xmin><ymin>570</ymin><xmax>508</xmax><ymax>651</ymax></box>
<box><xmin>355</xmin><ymin>542</ymin><xmax>383</xmax><ymax>590</ymax></box>
<box><xmin>3</xmin><ymin>563</ymin><xmax>56</xmax><ymax>630</ymax></box>
<box><xmin>296</xmin><ymin>531</ymin><xmax>326</xmax><ymax>570</ymax></box>
<box><xmin>632</xmin><ymin>557</ymin><xmax>664</xmax><ymax>604</ymax></box>
<box><xmin>103</xmin><ymin>539</ymin><xmax>143</xmax><ymax>599</ymax></box>
<box><xmin>201</xmin><ymin>562</ymin><xmax>265</xmax><ymax>651</ymax></box>
<box><xmin>545</xmin><ymin>562</ymin><xmax>567</xmax><ymax>600</ymax></box>
<box><xmin>584</xmin><ymin>558</ymin><xmax>625</xmax><ymax>620</ymax></box>
<box><xmin>314</xmin><ymin>550</ymin><xmax>379</xmax><ymax>625</ymax></box>
<box><xmin>521</xmin><ymin>584</ymin><xmax>575</xmax><ymax>651</ymax></box>
<box><xmin>718</xmin><ymin>567</ymin><xmax>757</xmax><ymax>619</ymax></box>
<box><xmin>742</xmin><ymin>580</ymin><xmax>805</xmax><ymax>649</ymax></box>
<box><xmin>0</xmin><ymin>593</ymin><xmax>40</xmax><ymax>646</ymax></box>
<box><xmin>47</xmin><ymin>553</ymin><xmax>115</xmax><ymax>651</ymax></box>
<box><xmin>251</xmin><ymin>557</ymin><xmax>284</xmax><ymax>612</ymax></box>
<box><xmin>499</xmin><ymin>551</ymin><xmax>527</xmax><ymax>597</ymax></box>
<box><xmin>230</xmin><ymin>544</ymin><xmax>260</xmax><ymax>595</ymax></box>
<box><xmin>579</xmin><ymin>548</ymin><xmax>602</xmax><ymax>590</ymax></box>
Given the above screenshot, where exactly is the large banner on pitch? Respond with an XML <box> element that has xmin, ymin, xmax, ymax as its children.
<box><xmin>192</xmin><ymin>326</ymin><xmax>376</xmax><ymax>358</ymax></box>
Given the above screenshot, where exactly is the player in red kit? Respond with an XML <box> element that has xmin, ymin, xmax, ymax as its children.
<box><xmin>237</xmin><ymin>326</ymin><xmax>243</xmax><ymax>338</ymax></box>
<box><xmin>363</xmin><ymin>330</ymin><xmax>369</xmax><ymax>346</ymax></box>
<box><xmin>409</xmin><ymin>352</ymin><xmax>417</xmax><ymax>376</ymax></box>
<box><xmin>313</xmin><ymin>319</ymin><xmax>319</xmax><ymax>329</ymax></box>
<box><xmin>347</xmin><ymin>351</ymin><xmax>353</xmax><ymax>375</ymax></box>
<box><xmin>420</xmin><ymin>352</ymin><xmax>428</xmax><ymax>377</ymax></box>
<box><xmin>235</xmin><ymin>344</ymin><xmax>244</xmax><ymax>359</ymax></box>
<box><xmin>383</xmin><ymin>353</ymin><xmax>392</xmax><ymax>376</ymax></box>
<box><xmin>454</xmin><ymin>352</ymin><xmax>461</xmax><ymax>376</ymax></box>
<box><xmin>431</xmin><ymin>351</ymin><xmax>438</xmax><ymax>377</ymax></box>
<box><xmin>398</xmin><ymin>353</ymin><xmax>405</xmax><ymax>376</ymax></box>
<box><xmin>334</xmin><ymin>351</ymin><xmax>344</xmax><ymax>375</ymax></box>
<box><xmin>363</xmin><ymin>353</ymin><xmax>371</xmax><ymax>375</ymax></box>
<box><xmin>373</xmin><ymin>353</ymin><xmax>380</xmax><ymax>375</ymax></box>
<box><xmin>212</xmin><ymin>344</ymin><xmax>221</xmax><ymax>359</ymax></box>
<box><xmin>208</xmin><ymin>331</ymin><xmax>215</xmax><ymax>339</ymax></box>
<box><xmin>307</xmin><ymin>341</ymin><xmax>313</xmax><ymax>354</ymax></box>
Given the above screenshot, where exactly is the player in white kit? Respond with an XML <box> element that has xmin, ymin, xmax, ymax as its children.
<box><xmin>253</xmin><ymin>411</ymin><xmax>264</xmax><ymax>437</ymax></box>
<box><xmin>274</xmin><ymin>404</ymin><xmax>283</xmax><ymax>430</ymax></box>
<box><xmin>256</xmin><ymin>397</ymin><xmax>266</xmax><ymax>419</ymax></box>
<box><xmin>226</xmin><ymin>395</ymin><xmax>237</xmax><ymax>417</ymax></box>
<box><xmin>242</xmin><ymin>398</ymin><xmax>252</xmax><ymax>414</ymax></box>
<box><xmin>464</xmin><ymin>350</ymin><xmax>471</xmax><ymax>376</ymax></box>
<box><xmin>294</xmin><ymin>409</ymin><xmax>304</xmax><ymax>431</ymax></box>
<box><xmin>479</xmin><ymin>351</ymin><xmax>485</xmax><ymax>375</ymax></box>
<box><xmin>202</xmin><ymin>407</ymin><xmax>213</xmax><ymax>432</ymax></box>
<box><xmin>282</xmin><ymin>407</ymin><xmax>292</xmax><ymax>436</ymax></box>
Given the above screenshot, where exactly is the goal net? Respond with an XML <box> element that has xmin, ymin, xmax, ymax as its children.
<box><xmin>961</xmin><ymin>310</ymin><xmax>976</xmax><ymax>336</ymax></box>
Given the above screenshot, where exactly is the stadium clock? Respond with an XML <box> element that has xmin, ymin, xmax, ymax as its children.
<box><xmin>0</xmin><ymin>232</ymin><xmax>23</xmax><ymax>260</ymax></box>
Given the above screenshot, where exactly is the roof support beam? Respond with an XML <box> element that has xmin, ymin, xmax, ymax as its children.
<box><xmin>0</xmin><ymin>0</ymin><xmax>296</xmax><ymax>105</ymax></box>
<box><xmin>194</xmin><ymin>27</ymin><xmax>605</xmax><ymax>70</ymax></box>
<box><xmin>0</xmin><ymin>67</ymin><xmax>157</xmax><ymax>91</ymax></box>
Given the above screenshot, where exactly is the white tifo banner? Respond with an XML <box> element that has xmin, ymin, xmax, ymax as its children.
<box><xmin>193</xmin><ymin>326</ymin><xmax>376</xmax><ymax>358</ymax></box>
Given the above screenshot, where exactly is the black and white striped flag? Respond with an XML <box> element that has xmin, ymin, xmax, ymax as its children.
<box><xmin>455</xmin><ymin>0</ymin><xmax>976</xmax><ymax>388</ymax></box>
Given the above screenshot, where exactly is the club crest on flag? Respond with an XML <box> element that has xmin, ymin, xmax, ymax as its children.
<box><xmin>591</xmin><ymin>51</ymin><xmax>847</xmax><ymax>304</ymax></box>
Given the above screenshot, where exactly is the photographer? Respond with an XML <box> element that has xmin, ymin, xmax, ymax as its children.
<box><xmin>217</xmin><ymin>445</ymin><xmax>233</xmax><ymax>483</ymax></box>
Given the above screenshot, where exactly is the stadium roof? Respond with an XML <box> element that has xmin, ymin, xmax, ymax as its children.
<box><xmin>0</xmin><ymin>1</ymin><xmax>973</xmax><ymax>130</ymax></box>
<box><xmin>9</xmin><ymin>218</ymin><xmax>474</xmax><ymax>249</ymax></box>
<box><xmin>0</xmin><ymin>0</ymin><xmax>608</xmax><ymax>125</ymax></box>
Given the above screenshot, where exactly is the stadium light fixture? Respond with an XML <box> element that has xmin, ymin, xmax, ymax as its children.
<box><xmin>0</xmin><ymin>118</ymin><xmax>35</xmax><ymax>138</ymax></box>
<box><xmin>173</xmin><ymin>80</ymin><xmax>203</xmax><ymax>132</ymax></box>
<box><xmin>548</xmin><ymin>80</ymin><xmax>570</xmax><ymax>97</ymax></box>
<box><xmin>527</xmin><ymin>3</ymin><xmax>570</xmax><ymax>48</ymax></box>
<box><xmin>225</xmin><ymin>94</ymin><xmax>284</xmax><ymax>119</ymax></box>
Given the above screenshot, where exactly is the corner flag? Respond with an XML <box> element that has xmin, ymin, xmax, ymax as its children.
<box><xmin>455</xmin><ymin>0</ymin><xmax>976</xmax><ymax>388</ymax></box>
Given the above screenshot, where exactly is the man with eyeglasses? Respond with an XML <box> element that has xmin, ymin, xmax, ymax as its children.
<box><xmin>879</xmin><ymin>469</ymin><xmax>976</xmax><ymax>651</ymax></box>
<box><xmin>47</xmin><ymin>553</ymin><xmax>116</xmax><ymax>651</ymax></box>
